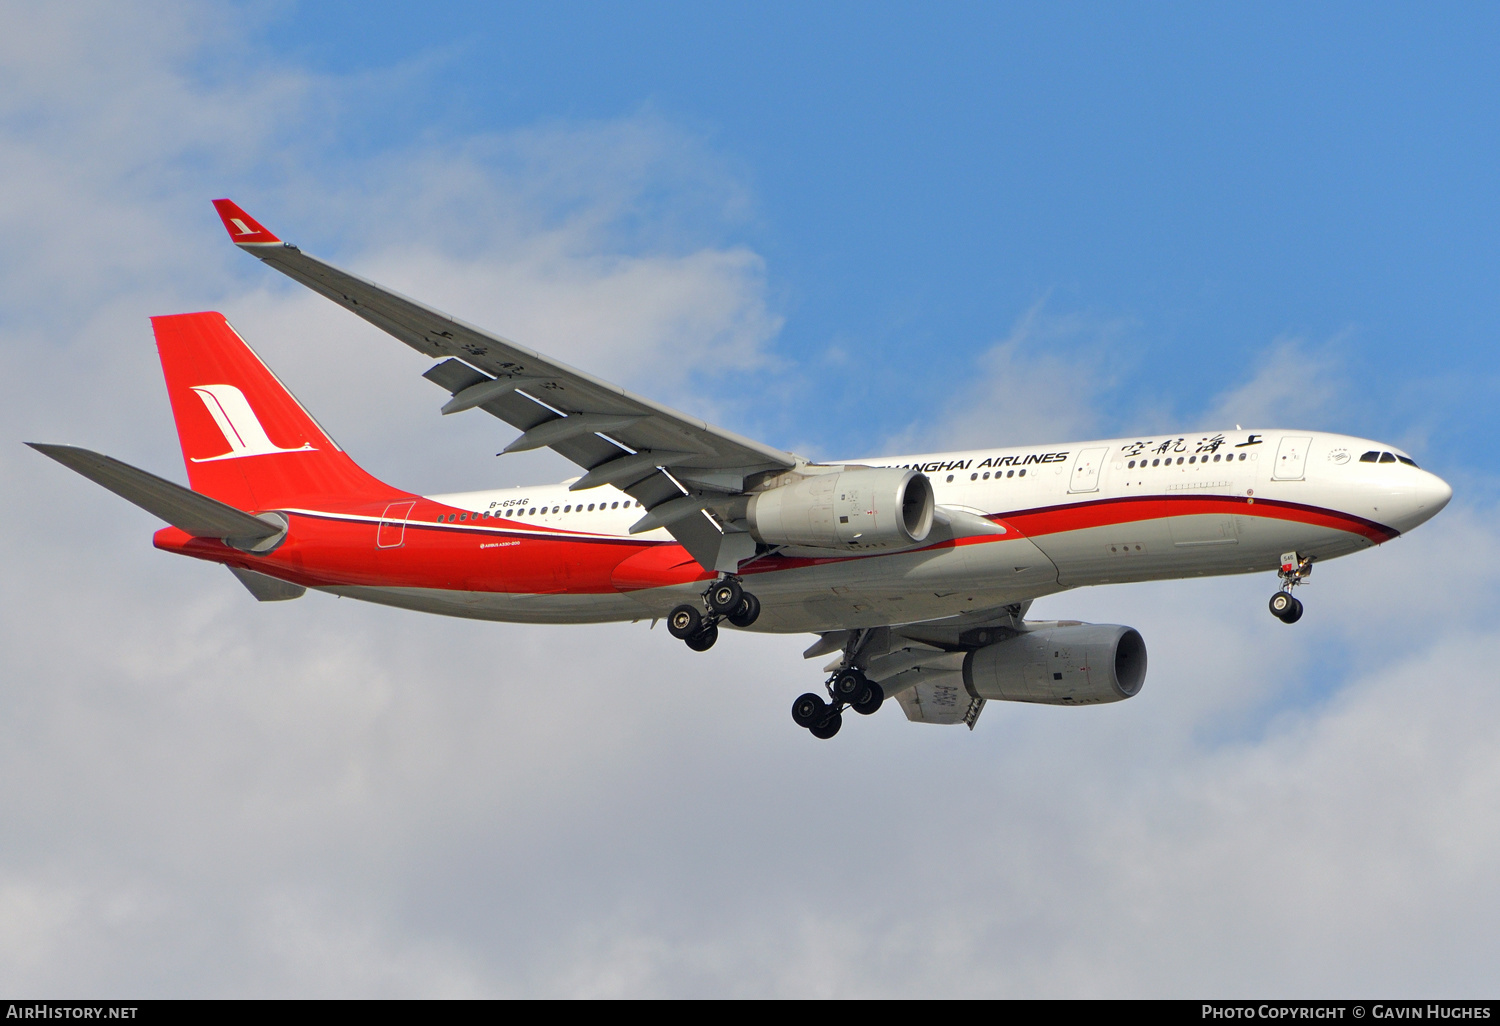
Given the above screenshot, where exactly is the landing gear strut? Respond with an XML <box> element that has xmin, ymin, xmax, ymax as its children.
<box><xmin>1269</xmin><ymin>551</ymin><xmax>1312</xmax><ymax>624</ymax></box>
<box><xmin>667</xmin><ymin>574</ymin><xmax>761</xmax><ymax>652</ymax></box>
<box><xmin>791</xmin><ymin>665</ymin><xmax>886</xmax><ymax>740</ymax></box>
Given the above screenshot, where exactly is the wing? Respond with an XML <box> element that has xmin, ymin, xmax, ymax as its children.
<box><xmin>211</xmin><ymin>200</ymin><xmax>801</xmax><ymax>571</ymax></box>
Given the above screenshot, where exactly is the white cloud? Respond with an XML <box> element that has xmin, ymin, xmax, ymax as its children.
<box><xmin>887</xmin><ymin>299</ymin><xmax>1135</xmax><ymax>455</ymax></box>
<box><xmin>1204</xmin><ymin>334</ymin><xmax>1350</xmax><ymax>432</ymax></box>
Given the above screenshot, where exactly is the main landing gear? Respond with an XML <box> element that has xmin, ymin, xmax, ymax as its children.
<box><xmin>666</xmin><ymin>575</ymin><xmax>761</xmax><ymax>652</ymax></box>
<box><xmin>1269</xmin><ymin>550</ymin><xmax>1313</xmax><ymax>624</ymax></box>
<box><xmin>791</xmin><ymin>667</ymin><xmax>885</xmax><ymax>740</ymax></box>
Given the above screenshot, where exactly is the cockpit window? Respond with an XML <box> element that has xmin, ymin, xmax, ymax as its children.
<box><xmin>1379</xmin><ymin>452</ymin><xmax>1397</xmax><ymax>463</ymax></box>
<box><xmin>1359</xmin><ymin>451</ymin><xmax>1380</xmax><ymax>462</ymax></box>
<box><xmin>1397</xmin><ymin>455</ymin><xmax>1418</xmax><ymax>467</ymax></box>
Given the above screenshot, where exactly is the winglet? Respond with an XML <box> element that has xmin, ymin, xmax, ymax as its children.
<box><xmin>211</xmin><ymin>199</ymin><xmax>281</xmax><ymax>245</ymax></box>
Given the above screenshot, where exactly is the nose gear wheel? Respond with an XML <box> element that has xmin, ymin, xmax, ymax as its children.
<box><xmin>1269</xmin><ymin>591</ymin><xmax>1303</xmax><ymax>623</ymax></box>
<box><xmin>1269</xmin><ymin>551</ymin><xmax>1313</xmax><ymax>624</ymax></box>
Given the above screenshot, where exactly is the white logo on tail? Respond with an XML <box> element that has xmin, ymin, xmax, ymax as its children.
<box><xmin>189</xmin><ymin>384</ymin><xmax>316</xmax><ymax>462</ymax></box>
<box><xmin>229</xmin><ymin>218</ymin><xmax>258</xmax><ymax>236</ymax></box>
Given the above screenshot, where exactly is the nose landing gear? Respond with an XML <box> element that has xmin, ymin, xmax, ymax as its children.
<box><xmin>666</xmin><ymin>575</ymin><xmax>761</xmax><ymax>651</ymax></box>
<box><xmin>1269</xmin><ymin>551</ymin><xmax>1312</xmax><ymax>624</ymax></box>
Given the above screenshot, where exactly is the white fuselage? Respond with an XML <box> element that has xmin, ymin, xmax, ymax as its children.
<box><xmin>331</xmin><ymin>428</ymin><xmax>1450</xmax><ymax>633</ymax></box>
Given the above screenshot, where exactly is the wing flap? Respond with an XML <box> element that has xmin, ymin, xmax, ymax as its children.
<box><xmin>895</xmin><ymin>677</ymin><xmax>986</xmax><ymax>729</ymax></box>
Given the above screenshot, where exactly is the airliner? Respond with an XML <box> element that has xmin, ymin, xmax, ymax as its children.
<box><xmin>29</xmin><ymin>200</ymin><xmax>1453</xmax><ymax>739</ymax></box>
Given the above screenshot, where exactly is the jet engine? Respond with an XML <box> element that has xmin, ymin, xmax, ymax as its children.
<box><xmin>962</xmin><ymin>624</ymin><xmax>1146</xmax><ymax>705</ymax></box>
<box><xmin>743</xmin><ymin>467</ymin><xmax>935</xmax><ymax>551</ymax></box>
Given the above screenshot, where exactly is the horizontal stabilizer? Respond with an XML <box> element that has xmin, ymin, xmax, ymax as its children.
<box><xmin>27</xmin><ymin>443</ymin><xmax>282</xmax><ymax>544</ymax></box>
<box><xmin>227</xmin><ymin>565</ymin><xmax>306</xmax><ymax>601</ymax></box>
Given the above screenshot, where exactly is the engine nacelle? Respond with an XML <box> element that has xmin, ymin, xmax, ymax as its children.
<box><xmin>744</xmin><ymin>467</ymin><xmax>934</xmax><ymax>551</ymax></box>
<box><xmin>962</xmin><ymin>624</ymin><xmax>1147</xmax><ymax>706</ymax></box>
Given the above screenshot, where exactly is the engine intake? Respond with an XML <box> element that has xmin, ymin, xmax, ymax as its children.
<box><xmin>962</xmin><ymin>624</ymin><xmax>1147</xmax><ymax>705</ymax></box>
<box><xmin>745</xmin><ymin>467</ymin><xmax>934</xmax><ymax>551</ymax></box>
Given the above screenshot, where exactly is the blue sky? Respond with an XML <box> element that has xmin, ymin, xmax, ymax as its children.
<box><xmin>3</xmin><ymin>2</ymin><xmax>1499</xmax><ymax>997</ymax></box>
<box><xmin>247</xmin><ymin>2</ymin><xmax>1500</xmax><ymax>468</ymax></box>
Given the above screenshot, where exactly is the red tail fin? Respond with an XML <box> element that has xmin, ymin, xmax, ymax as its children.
<box><xmin>153</xmin><ymin>312</ymin><xmax>406</xmax><ymax>511</ymax></box>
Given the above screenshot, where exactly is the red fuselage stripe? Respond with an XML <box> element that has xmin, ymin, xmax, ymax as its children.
<box><xmin>157</xmin><ymin>492</ymin><xmax>1395</xmax><ymax>595</ymax></box>
<box><xmin>999</xmin><ymin>493</ymin><xmax>1399</xmax><ymax>544</ymax></box>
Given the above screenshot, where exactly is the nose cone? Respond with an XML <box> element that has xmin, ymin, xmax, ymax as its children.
<box><xmin>1388</xmin><ymin>469</ymin><xmax>1453</xmax><ymax>534</ymax></box>
<box><xmin>1423</xmin><ymin>471</ymin><xmax>1454</xmax><ymax>519</ymax></box>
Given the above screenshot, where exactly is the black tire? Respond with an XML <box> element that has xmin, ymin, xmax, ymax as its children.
<box><xmin>1281</xmin><ymin>596</ymin><xmax>1304</xmax><ymax>624</ymax></box>
<box><xmin>1269</xmin><ymin>591</ymin><xmax>1295</xmax><ymax>618</ymax></box>
<box><xmin>667</xmin><ymin>604</ymin><xmax>702</xmax><ymax>639</ymax></box>
<box><xmin>809</xmin><ymin>711</ymin><xmax>843</xmax><ymax>740</ymax></box>
<box><xmin>684</xmin><ymin>623</ymin><xmax>719</xmax><ymax>652</ymax></box>
<box><xmin>852</xmin><ymin>681</ymin><xmax>885</xmax><ymax>716</ymax></box>
<box><xmin>707</xmin><ymin>578</ymin><xmax>743</xmax><ymax>614</ymax></box>
<box><xmin>832</xmin><ymin>668</ymin><xmax>867</xmax><ymax>702</ymax></box>
<box><xmin>726</xmin><ymin>593</ymin><xmax>761</xmax><ymax>628</ymax></box>
<box><xmin>792</xmin><ymin>692</ymin><xmax>828</xmax><ymax>728</ymax></box>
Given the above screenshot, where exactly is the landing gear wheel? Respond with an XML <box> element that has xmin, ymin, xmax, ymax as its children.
<box><xmin>792</xmin><ymin>692</ymin><xmax>828</xmax><ymax>728</ymax></box>
<box><xmin>707</xmin><ymin>578</ymin><xmax>744</xmax><ymax>615</ymax></box>
<box><xmin>667</xmin><ymin>604</ymin><xmax>702</xmax><ymax>639</ymax></box>
<box><xmin>684</xmin><ymin>623</ymin><xmax>719</xmax><ymax>651</ymax></box>
<box><xmin>1269</xmin><ymin>591</ymin><xmax>1295</xmax><ymax>619</ymax></box>
<box><xmin>809</xmin><ymin>711</ymin><xmax>843</xmax><ymax>740</ymax></box>
<box><xmin>852</xmin><ymin>681</ymin><xmax>885</xmax><ymax>716</ymax></box>
<box><xmin>726</xmin><ymin>593</ymin><xmax>761</xmax><ymax>628</ymax></box>
<box><xmin>1281</xmin><ymin>596</ymin><xmax>1304</xmax><ymax>624</ymax></box>
<box><xmin>832</xmin><ymin>668</ymin><xmax>868</xmax><ymax>702</ymax></box>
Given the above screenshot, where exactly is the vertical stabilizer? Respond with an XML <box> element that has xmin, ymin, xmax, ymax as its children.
<box><xmin>152</xmin><ymin>311</ymin><xmax>405</xmax><ymax>510</ymax></box>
